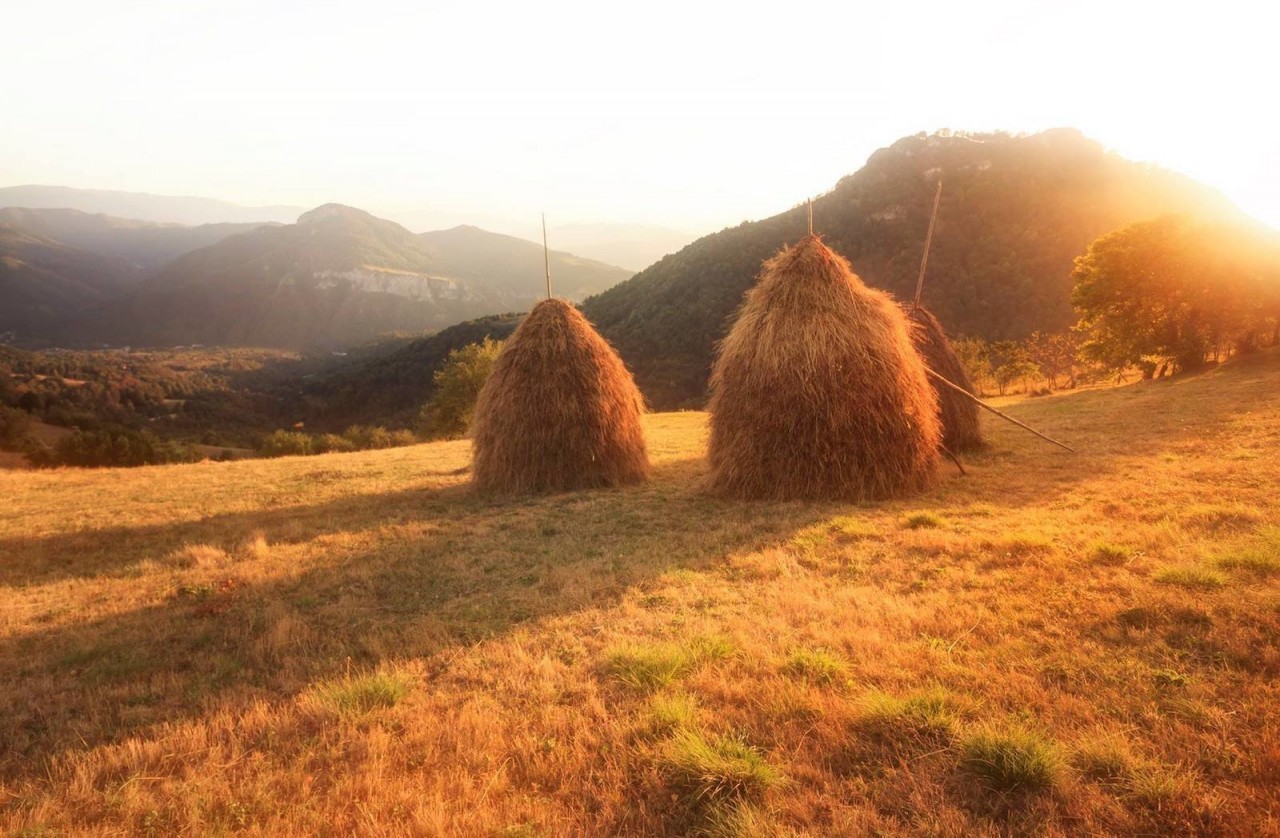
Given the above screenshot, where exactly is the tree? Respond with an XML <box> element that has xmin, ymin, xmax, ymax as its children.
<box><xmin>951</xmin><ymin>337</ymin><xmax>992</xmax><ymax>396</ymax></box>
<box><xmin>1025</xmin><ymin>332</ymin><xmax>1078</xmax><ymax>389</ymax></box>
<box><xmin>416</xmin><ymin>338</ymin><xmax>504</xmax><ymax>439</ymax></box>
<box><xmin>0</xmin><ymin>406</ymin><xmax>32</xmax><ymax>449</ymax></box>
<box><xmin>1072</xmin><ymin>216</ymin><xmax>1280</xmax><ymax>376</ymax></box>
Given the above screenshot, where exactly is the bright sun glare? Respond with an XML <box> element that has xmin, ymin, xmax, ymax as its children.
<box><xmin>2</xmin><ymin>0</ymin><xmax>1276</xmax><ymax>233</ymax></box>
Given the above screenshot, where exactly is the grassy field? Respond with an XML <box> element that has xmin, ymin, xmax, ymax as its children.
<box><xmin>2</xmin><ymin>350</ymin><xmax>1278</xmax><ymax>835</ymax></box>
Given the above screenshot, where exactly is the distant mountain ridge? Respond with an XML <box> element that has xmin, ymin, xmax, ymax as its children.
<box><xmin>56</xmin><ymin>204</ymin><xmax>632</xmax><ymax>348</ymax></box>
<box><xmin>582</xmin><ymin>128</ymin><xmax>1248</xmax><ymax>408</ymax></box>
<box><xmin>0</xmin><ymin>207</ymin><xmax>273</xmax><ymax>276</ymax></box>
<box><xmin>0</xmin><ymin>185</ymin><xmax>304</xmax><ymax>226</ymax></box>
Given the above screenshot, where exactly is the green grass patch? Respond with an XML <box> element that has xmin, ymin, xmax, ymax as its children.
<box><xmin>648</xmin><ymin>692</ymin><xmax>699</xmax><ymax>734</ymax></box>
<box><xmin>1000</xmin><ymin>533</ymin><xmax>1055</xmax><ymax>556</ymax></box>
<box><xmin>1154</xmin><ymin>565</ymin><xmax>1228</xmax><ymax>589</ymax></box>
<box><xmin>782</xmin><ymin>647</ymin><xmax>850</xmax><ymax>685</ymax></box>
<box><xmin>1090</xmin><ymin>541</ymin><xmax>1135</xmax><ymax>565</ymax></box>
<box><xmin>661</xmin><ymin>728</ymin><xmax>784</xmax><ymax>802</ymax></box>
<box><xmin>1153</xmin><ymin>668</ymin><xmax>1190</xmax><ymax>688</ymax></box>
<box><xmin>902</xmin><ymin>512</ymin><xmax>942</xmax><ymax>530</ymax></box>
<box><xmin>307</xmin><ymin>670</ymin><xmax>413</xmax><ymax>716</ymax></box>
<box><xmin>788</xmin><ymin>530</ymin><xmax>829</xmax><ymax>552</ymax></box>
<box><xmin>701</xmin><ymin>800</ymin><xmax>775</xmax><ymax>838</ymax></box>
<box><xmin>960</xmin><ymin>725</ymin><xmax>1065</xmax><ymax>793</ymax></box>
<box><xmin>1125</xmin><ymin>765</ymin><xmax>1187</xmax><ymax>805</ymax></box>
<box><xmin>859</xmin><ymin>687</ymin><xmax>958</xmax><ymax>741</ymax></box>
<box><xmin>829</xmin><ymin>516</ymin><xmax>879</xmax><ymax>540</ymax></box>
<box><xmin>605</xmin><ymin>636</ymin><xmax>734</xmax><ymax>691</ymax></box>
<box><xmin>1071</xmin><ymin>736</ymin><xmax>1133</xmax><ymax>782</ymax></box>
<box><xmin>1213</xmin><ymin>530</ymin><xmax>1280</xmax><ymax>576</ymax></box>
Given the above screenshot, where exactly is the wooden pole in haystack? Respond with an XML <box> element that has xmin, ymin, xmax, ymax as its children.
<box><xmin>542</xmin><ymin>213</ymin><xmax>552</xmax><ymax>298</ymax></box>
<box><xmin>807</xmin><ymin>198</ymin><xmax>814</xmax><ymax>236</ymax></box>
<box><xmin>913</xmin><ymin>179</ymin><xmax>943</xmax><ymax>310</ymax></box>
<box><xmin>924</xmin><ymin>368</ymin><xmax>1076</xmax><ymax>452</ymax></box>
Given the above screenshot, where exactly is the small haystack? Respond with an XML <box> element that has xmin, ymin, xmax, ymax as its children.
<box><xmin>471</xmin><ymin>298</ymin><xmax>649</xmax><ymax>493</ymax></box>
<box><xmin>706</xmin><ymin>235</ymin><xmax>942</xmax><ymax>500</ymax></box>
<box><xmin>906</xmin><ymin>306</ymin><xmax>984</xmax><ymax>452</ymax></box>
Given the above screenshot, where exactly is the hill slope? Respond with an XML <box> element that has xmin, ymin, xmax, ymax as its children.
<box><xmin>0</xmin><ymin>207</ymin><xmax>273</xmax><ymax>276</ymax></box>
<box><xmin>68</xmin><ymin>205</ymin><xmax>632</xmax><ymax>348</ymax></box>
<box><xmin>304</xmin><ymin>312</ymin><xmax>525</xmax><ymax>429</ymax></box>
<box><xmin>584</xmin><ymin>128</ymin><xmax>1246</xmax><ymax>407</ymax></box>
<box><xmin>417</xmin><ymin>225</ymin><xmax>632</xmax><ymax>301</ymax></box>
<box><xmin>3</xmin><ymin>349</ymin><xmax>1279</xmax><ymax>834</ymax></box>
<box><xmin>0</xmin><ymin>225</ymin><xmax>139</xmax><ymax>336</ymax></box>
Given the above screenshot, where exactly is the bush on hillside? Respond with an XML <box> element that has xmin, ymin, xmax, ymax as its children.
<box><xmin>38</xmin><ymin>427</ymin><xmax>200</xmax><ymax>468</ymax></box>
<box><xmin>417</xmin><ymin>337</ymin><xmax>504</xmax><ymax>440</ymax></box>
<box><xmin>0</xmin><ymin>405</ymin><xmax>33</xmax><ymax>450</ymax></box>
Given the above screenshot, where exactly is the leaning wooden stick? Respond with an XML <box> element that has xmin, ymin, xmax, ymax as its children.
<box><xmin>924</xmin><ymin>368</ymin><xmax>1076</xmax><ymax>452</ymax></box>
<box><xmin>913</xmin><ymin>179</ymin><xmax>943</xmax><ymax>309</ymax></box>
<box><xmin>542</xmin><ymin>212</ymin><xmax>552</xmax><ymax>298</ymax></box>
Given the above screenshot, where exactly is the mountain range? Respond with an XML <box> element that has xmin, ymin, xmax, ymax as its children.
<box><xmin>1</xmin><ymin>185</ymin><xmax>696</xmax><ymax>272</ymax></box>
<box><xmin>0</xmin><ymin>185</ymin><xmax>303</xmax><ymax>226</ymax></box>
<box><xmin>0</xmin><ymin>203</ymin><xmax>632</xmax><ymax>348</ymax></box>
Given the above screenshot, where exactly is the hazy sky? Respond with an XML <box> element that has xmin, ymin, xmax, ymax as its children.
<box><xmin>4</xmin><ymin>0</ymin><xmax>1277</xmax><ymax>233</ymax></box>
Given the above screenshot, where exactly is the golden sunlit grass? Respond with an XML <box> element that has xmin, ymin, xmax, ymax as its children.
<box><xmin>2</xmin><ymin>351</ymin><xmax>1280</xmax><ymax>834</ymax></box>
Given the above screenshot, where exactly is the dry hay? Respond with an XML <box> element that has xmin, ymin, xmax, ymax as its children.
<box><xmin>906</xmin><ymin>306</ymin><xmax>984</xmax><ymax>452</ymax></box>
<box><xmin>470</xmin><ymin>298</ymin><xmax>649</xmax><ymax>493</ymax></box>
<box><xmin>706</xmin><ymin>235</ymin><xmax>941</xmax><ymax>501</ymax></box>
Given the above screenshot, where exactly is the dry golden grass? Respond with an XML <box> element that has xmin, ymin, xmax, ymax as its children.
<box><xmin>2</xmin><ymin>351</ymin><xmax>1280</xmax><ymax>835</ymax></box>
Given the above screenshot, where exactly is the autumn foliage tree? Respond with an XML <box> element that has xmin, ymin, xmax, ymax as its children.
<box><xmin>1072</xmin><ymin>216</ymin><xmax>1280</xmax><ymax>376</ymax></box>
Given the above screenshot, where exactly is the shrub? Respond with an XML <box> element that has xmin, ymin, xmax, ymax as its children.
<box><xmin>45</xmin><ymin>427</ymin><xmax>199</xmax><ymax>468</ymax></box>
<box><xmin>312</xmin><ymin>433</ymin><xmax>356</xmax><ymax>454</ymax></box>
<box><xmin>0</xmin><ymin>405</ymin><xmax>32</xmax><ymax>449</ymax></box>
<box><xmin>258</xmin><ymin>430</ymin><xmax>314</xmax><ymax>458</ymax></box>
<box><xmin>417</xmin><ymin>337</ymin><xmax>504</xmax><ymax>440</ymax></box>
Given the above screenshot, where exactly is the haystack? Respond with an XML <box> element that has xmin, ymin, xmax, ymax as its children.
<box><xmin>706</xmin><ymin>235</ymin><xmax>941</xmax><ymax>500</ymax></box>
<box><xmin>906</xmin><ymin>306</ymin><xmax>984</xmax><ymax>452</ymax></box>
<box><xmin>470</xmin><ymin>298</ymin><xmax>649</xmax><ymax>493</ymax></box>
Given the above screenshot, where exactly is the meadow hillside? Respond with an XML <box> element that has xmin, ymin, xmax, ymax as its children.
<box><xmin>583</xmin><ymin>128</ymin><xmax>1247</xmax><ymax>408</ymax></box>
<box><xmin>2</xmin><ymin>350</ymin><xmax>1279</xmax><ymax>834</ymax></box>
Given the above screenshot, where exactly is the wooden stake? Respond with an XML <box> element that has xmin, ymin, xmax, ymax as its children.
<box><xmin>913</xmin><ymin>179</ymin><xmax>943</xmax><ymax>309</ymax></box>
<box><xmin>924</xmin><ymin>367</ymin><xmax>1076</xmax><ymax>452</ymax></box>
<box><xmin>542</xmin><ymin>212</ymin><xmax>551</xmax><ymax>299</ymax></box>
<box><xmin>807</xmin><ymin>199</ymin><xmax>813</xmax><ymax>236</ymax></box>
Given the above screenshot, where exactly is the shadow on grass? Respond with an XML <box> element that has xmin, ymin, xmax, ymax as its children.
<box><xmin>0</xmin><ymin>456</ymin><xmax>842</xmax><ymax>779</ymax></box>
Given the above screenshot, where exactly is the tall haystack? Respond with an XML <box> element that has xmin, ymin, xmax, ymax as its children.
<box><xmin>906</xmin><ymin>306</ymin><xmax>984</xmax><ymax>452</ymax></box>
<box><xmin>706</xmin><ymin>235</ymin><xmax>942</xmax><ymax>500</ymax></box>
<box><xmin>471</xmin><ymin>297</ymin><xmax>649</xmax><ymax>493</ymax></box>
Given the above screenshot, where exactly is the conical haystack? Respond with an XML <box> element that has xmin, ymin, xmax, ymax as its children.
<box><xmin>706</xmin><ymin>235</ymin><xmax>941</xmax><ymax>500</ymax></box>
<box><xmin>471</xmin><ymin>298</ymin><xmax>649</xmax><ymax>493</ymax></box>
<box><xmin>906</xmin><ymin>306</ymin><xmax>984</xmax><ymax>452</ymax></box>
